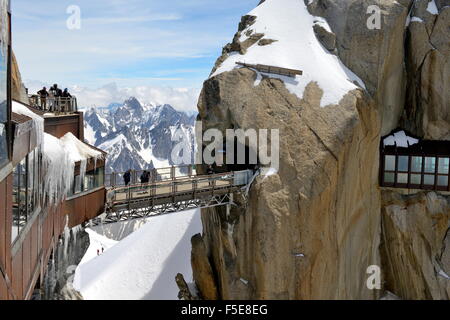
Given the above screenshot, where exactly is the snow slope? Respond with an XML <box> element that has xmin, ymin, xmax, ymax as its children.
<box><xmin>73</xmin><ymin>209</ymin><xmax>202</xmax><ymax>300</ymax></box>
<box><xmin>212</xmin><ymin>0</ymin><xmax>365</xmax><ymax>107</ymax></box>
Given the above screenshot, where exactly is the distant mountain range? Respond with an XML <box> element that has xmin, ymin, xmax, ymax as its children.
<box><xmin>84</xmin><ymin>97</ymin><xmax>197</xmax><ymax>173</ymax></box>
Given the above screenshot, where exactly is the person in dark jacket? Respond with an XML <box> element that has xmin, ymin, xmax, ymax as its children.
<box><xmin>61</xmin><ymin>88</ymin><xmax>72</xmax><ymax>112</ymax></box>
<box><xmin>123</xmin><ymin>170</ymin><xmax>131</xmax><ymax>186</ymax></box>
<box><xmin>62</xmin><ymin>88</ymin><xmax>72</xmax><ymax>98</ymax></box>
<box><xmin>50</xmin><ymin>84</ymin><xmax>62</xmax><ymax>97</ymax></box>
<box><xmin>49</xmin><ymin>84</ymin><xmax>63</xmax><ymax>112</ymax></box>
<box><xmin>140</xmin><ymin>171</ymin><xmax>150</xmax><ymax>184</ymax></box>
<box><xmin>37</xmin><ymin>87</ymin><xmax>49</xmax><ymax>110</ymax></box>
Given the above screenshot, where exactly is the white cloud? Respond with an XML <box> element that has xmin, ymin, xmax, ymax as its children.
<box><xmin>26</xmin><ymin>80</ymin><xmax>200</xmax><ymax>112</ymax></box>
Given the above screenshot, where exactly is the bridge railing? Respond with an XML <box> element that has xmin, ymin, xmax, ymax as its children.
<box><xmin>107</xmin><ymin>170</ymin><xmax>253</xmax><ymax>204</ymax></box>
<box><xmin>28</xmin><ymin>95</ymin><xmax>78</xmax><ymax>114</ymax></box>
<box><xmin>106</xmin><ymin>165</ymin><xmax>196</xmax><ymax>187</ymax></box>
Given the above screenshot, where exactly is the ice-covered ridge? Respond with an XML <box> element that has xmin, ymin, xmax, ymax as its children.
<box><xmin>12</xmin><ymin>101</ymin><xmax>44</xmax><ymax>146</ymax></box>
<box><xmin>60</xmin><ymin>132</ymin><xmax>103</xmax><ymax>163</ymax></box>
<box><xmin>42</xmin><ymin>133</ymin><xmax>75</xmax><ymax>204</ymax></box>
<box><xmin>212</xmin><ymin>0</ymin><xmax>366</xmax><ymax>107</ymax></box>
<box><xmin>383</xmin><ymin>131</ymin><xmax>419</xmax><ymax>148</ymax></box>
<box><xmin>42</xmin><ymin>133</ymin><xmax>102</xmax><ymax>204</ymax></box>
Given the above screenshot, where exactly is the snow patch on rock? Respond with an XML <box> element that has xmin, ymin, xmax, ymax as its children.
<box><xmin>427</xmin><ymin>0</ymin><xmax>438</xmax><ymax>15</ymax></box>
<box><xmin>212</xmin><ymin>0</ymin><xmax>365</xmax><ymax>107</ymax></box>
<box><xmin>383</xmin><ymin>131</ymin><xmax>419</xmax><ymax>148</ymax></box>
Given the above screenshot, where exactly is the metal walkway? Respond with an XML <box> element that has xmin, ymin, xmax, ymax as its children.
<box><xmin>93</xmin><ymin>169</ymin><xmax>254</xmax><ymax>225</ymax></box>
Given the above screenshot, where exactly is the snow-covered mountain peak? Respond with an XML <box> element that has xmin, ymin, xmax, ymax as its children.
<box><xmin>84</xmin><ymin>97</ymin><xmax>197</xmax><ymax>173</ymax></box>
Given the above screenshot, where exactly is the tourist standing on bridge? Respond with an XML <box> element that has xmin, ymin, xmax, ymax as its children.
<box><xmin>123</xmin><ymin>170</ymin><xmax>131</xmax><ymax>186</ymax></box>
<box><xmin>37</xmin><ymin>87</ymin><xmax>49</xmax><ymax>110</ymax></box>
<box><xmin>140</xmin><ymin>170</ymin><xmax>150</xmax><ymax>184</ymax></box>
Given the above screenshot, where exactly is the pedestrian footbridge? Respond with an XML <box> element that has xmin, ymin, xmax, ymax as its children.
<box><xmin>93</xmin><ymin>168</ymin><xmax>255</xmax><ymax>225</ymax></box>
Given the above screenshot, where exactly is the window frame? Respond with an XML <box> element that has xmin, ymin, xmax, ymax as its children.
<box><xmin>381</xmin><ymin>153</ymin><xmax>450</xmax><ymax>192</ymax></box>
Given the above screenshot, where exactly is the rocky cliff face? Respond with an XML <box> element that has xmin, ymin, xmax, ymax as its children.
<box><xmin>401</xmin><ymin>0</ymin><xmax>450</xmax><ymax>140</ymax></box>
<box><xmin>190</xmin><ymin>0</ymin><xmax>449</xmax><ymax>300</ymax></box>
<box><xmin>381</xmin><ymin>190</ymin><xmax>450</xmax><ymax>300</ymax></box>
<box><xmin>11</xmin><ymin>51</ymin><xmax>28</xmax><ymax>104</ymax></box>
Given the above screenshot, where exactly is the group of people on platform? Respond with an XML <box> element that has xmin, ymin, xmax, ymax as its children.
<box><xmin>121</xmin><ymin>166</ymin><xmax>215</xmax><ymax>186</ymax></box>
<box><xmin>123</xmin><ymin>169</ymin><xmax>152</xmax><ymax>186</ymax></box>
<box><xmin>36</xmin><ymin>84</ymin><xmax>73</xmax><ymax>112</ymax></box>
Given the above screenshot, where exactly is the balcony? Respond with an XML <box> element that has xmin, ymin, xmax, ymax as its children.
<box><xmin>28</xmin><ymin>95</ymin><xmax>78</xmax><ymax>115</ymax></box>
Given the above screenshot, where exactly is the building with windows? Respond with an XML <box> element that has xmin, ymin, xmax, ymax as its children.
<box><xmin>380</xmin><ymin>129</ymin><xmax>450</xmax><ymax>192</ymax></box>
<box><xmin>0</xmin><ymin>0</ymin><xmax>107</xmax><ymax>300</ymax></box>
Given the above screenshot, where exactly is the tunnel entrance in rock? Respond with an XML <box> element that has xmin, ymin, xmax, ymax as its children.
<box><xmin>212</xmin><ymin>138</ymin><xmax>259</xmax><ymax>174</ymax></box>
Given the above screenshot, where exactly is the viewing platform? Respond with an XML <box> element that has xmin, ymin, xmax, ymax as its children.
<box><xmin>28</xmin><ymin>95</ymin><xmax>78</xmax><ymax>115</ymax></box>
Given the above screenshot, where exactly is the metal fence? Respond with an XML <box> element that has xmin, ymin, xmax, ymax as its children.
<box><xmin>29</xmin><ymin>95</ymin><xmax>78</xmax><ymax>114</ymax></box>
<box><xmin>106</xmin><ymin>165</ymin><xmax>196</xmax><ymax>187</ymax></box>
<box><xmin>107</xmin><ymin>170</ymin><xmax>252</xmax><ymax>204</ymax></box>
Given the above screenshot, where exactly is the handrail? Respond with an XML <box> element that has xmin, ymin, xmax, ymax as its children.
<box><xmin>107</xmin><ymin>170</ymin><xmax>252</xmax><ymax>205</ymax></box>
<box><xmin>106</xmin><ymin>165</ymin><xmax>197</xmax><ymax>187</ymax></box>
<box><xmin>28</xmin><ymin>94</ymin><xmax>78</xmax><ymax>114</ymax></box>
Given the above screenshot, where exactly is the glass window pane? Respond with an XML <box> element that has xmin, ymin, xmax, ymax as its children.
<box><xmin>424</xmin><ymin>175</ymin><xmax>435</xmax><ymax>186</ymax></box>
<box><xmin>397</xmin><ymin>173</ymin><xmax>408</xmax><ymax>184</ymax></box>
<box><xmin>84</xmin><ymin>172</ymin><xmax>95</xmax><ymax>191</ymax></box>
<box><xmin>411</xmin><ymin>157</ymin><xmax>422</xmax><ymax>173</ymax></box>
<box><xmin>411</xmin><ymin>174</ymin><xmax>422</xmax><ymax>185</ymax></box>
<box><xmin>384</xmin><ymin>173</ymin><xmax>395</xmax><ymax>184</ymax></box>
<box><xmin>437</xmin><ymin>176</ymin><xmax>448</xmax><ymax>187</ymax></box>
<box><xmin>74</xmin><ymin>175</ymin><xmax>82</xmax><ymax>194</ymax></box>
<box><xmin>438</xmin><ymin>158</ymin><xmax>449</xmax><ymax>174</ymax></box>
<box><xmin>12</xmin><ymin>164</ymin><xmax>20</xmax><ymax>243</ymax></box>
<box><xmin>28</xmin><ymin>152</ymin><xmax>34</xmax><ymax>215</ymax></box>
<box><xmin>398</xmin><ymin>156</ymin><xmax>409</xmax><ymax>172</ymax></box>
<box><xmin>424</xmin><ymin>157</ymin><xmax>436</xmax><ymax>173</ymax></box>
<box><xmin>34</xmin><ymin>150</ymin><xmax>39</xmax><ymax>208</ymax></box>
<box><xmin>18</xmin><ymin>159</ymin><xmax>27</xmax><ymax>238</ymax></box>
<box><xmin>385</xmin><ymin>155</ymin><xmax>396</xmax><ymax>171</ymax></box>
<box><xmin>95</xmin><ymin>167</ymin><xmax>104</xmax><ymax>188</ymax></box>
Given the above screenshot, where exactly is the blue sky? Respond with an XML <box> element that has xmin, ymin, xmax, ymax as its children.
<box><xmin>12</xmin><ymin>0</ymin><xmax>257</xmax><ymax>110</ymax></box>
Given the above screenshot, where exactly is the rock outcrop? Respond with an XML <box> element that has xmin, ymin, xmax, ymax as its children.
<box><xmin>401</xmin><ymin>0</ymin><xmax>450</xmax><ymax>140</ymax></box>
<box><xmin>307</xmin><ymin>0</ymin><xmax>411</xmax><ymax>136</ymax></box>
<box><xmin>11</xmin><ymin>51</ymin><xmax>28</xmax><ymax>104</ymax></box>
<box><xmin>190</xmin><ymin>0</ymin><xmax>450</xmax><ymax>300</ymax></box>
<box><xmin>191</xmin><ymin>234</ymin><xmax>219</xmax><ymax>300</ymax></box>
<box><xmin>381</xmin><ymin>191</ymin><xmax>450</xmax><ymax>299</ymax></box>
